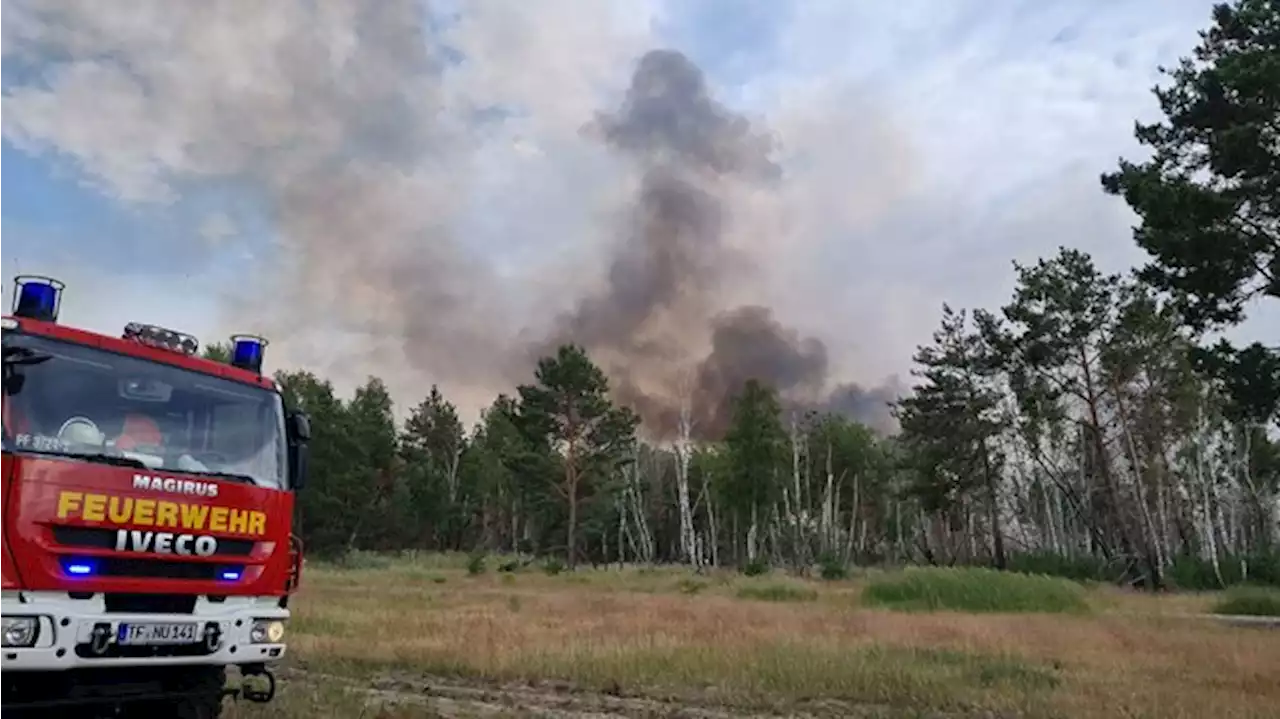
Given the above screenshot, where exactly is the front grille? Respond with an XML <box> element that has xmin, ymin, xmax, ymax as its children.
<box><xmin>103</xmin><ymin>593</ymin><xmax>196</xmax><ymax>614</ymax></box>
<box><xmin>95</xmin><ymin>557</ymin><xmax>232</xmax><ymax>581</ymax></box>
<box><xmin>52</xmin><ymin>526</ymin><xmax>254</xmax><ymax>556</ymax></box>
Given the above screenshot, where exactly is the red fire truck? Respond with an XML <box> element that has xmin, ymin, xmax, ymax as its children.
<box><xmin>1</xmin><ymin>276</ymin><xmax>309</xmax><ymax>718</ymax></box>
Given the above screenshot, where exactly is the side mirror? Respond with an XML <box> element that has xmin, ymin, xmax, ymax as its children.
<box><xmin>288</xmin><ymin>411</ymin><xmax>311</xmax><ymax>443</ymax></box>
<box><xmin>286</xmin><ymin>410</ymin><xmax>311</xmax><ymax>491</ymax></box>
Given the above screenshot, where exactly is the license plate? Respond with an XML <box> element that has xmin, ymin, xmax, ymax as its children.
<box><xmin>117</xmin><ymin>622</ymin><xmax>199</xmax><ymax>646</ymax></box>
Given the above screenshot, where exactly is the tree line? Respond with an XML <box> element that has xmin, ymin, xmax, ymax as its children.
<box><xmin>212</xmin><ymin>1</ymin><xmax>1278</xmax><ymax>589</ymax></box>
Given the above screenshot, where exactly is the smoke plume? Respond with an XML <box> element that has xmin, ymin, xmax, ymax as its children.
<box><xmin>550</xmin><ymin>49</ymin><xmax>900</xmax><ymax>439</ymax></box>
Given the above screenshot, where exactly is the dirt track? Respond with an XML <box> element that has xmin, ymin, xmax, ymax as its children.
<box><xmin>278</xmin><ymin>668</ymin><xmax>975</xmax><ymax>719</ymax></box>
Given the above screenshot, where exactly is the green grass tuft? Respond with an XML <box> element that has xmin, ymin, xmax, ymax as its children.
<box><xmin>676</xmin><ymin>578</ymin><xmax>708</xmax><ymax>595</ymax></box>
<box><xmin>862</xmin><ymin>567</ymin><xmax>1089</xmax><ymax>614</ymax></box>
<box><xmin>736</xmin><ymin>583</ymin><xmax>818</xmax><ymax>603</ymax></box>
<box><xmin>1212</xmin><ymin>586</ymin><xmax>1280</xmax><ymax>617</ymax></box>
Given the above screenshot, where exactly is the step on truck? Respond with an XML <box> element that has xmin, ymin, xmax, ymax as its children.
<box><xmin>1</xmin><ymin>276</ymin><xmax>311</xmax><ymax>718</ymax></box>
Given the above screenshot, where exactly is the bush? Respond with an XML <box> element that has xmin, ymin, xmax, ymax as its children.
<box><xmin>817</xmin><ymin>553</ymin><xmax>848</xmax><ymax>581</ymax></box>
<box><xmin>737</xmin><ymin>583</ymin><xmax>818</xmax><ymax>602</ymax></box>
<box><xmin>1212</xmin><ymin>587</ymin><xmax>1280</xmax><ymax>617</ymax></box>
<box><xmin>1166</xmin><ymin>553</ymin><xmax>1280</xmax><ymax>590</ymax></box>
<box><xmin>466</xmin><ymin>550</ymin><xmax>487</xmax><ymax>576</ymax></box>
<box><xmin>543</xmin><ymin>557</ymin><xmax>566</xmax><ymax>576</ymax></box>
<box><xmin>498</xmin><ymin>559</ymin><xmax>522</xmax><ymax>573</ymax></box>
<box><xmin>742</xmin><ymin>558</ymin><xmax>771</xmax><ymax>577</ymax></box>
<box><xmin>862</xmin><ymin>567</ymin><xmax>1089</xmax><ymax>614</ymax></box>
<box><xmin>995</xmin><ymin>551</ymin><xmax>1280</xmax><ymax>590</ymax></box>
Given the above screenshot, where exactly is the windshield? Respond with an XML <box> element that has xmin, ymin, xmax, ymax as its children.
<box><xmin>2</xmin><ymin>331</ymin><xmax>288</xmax><ymax>489</ymax></box>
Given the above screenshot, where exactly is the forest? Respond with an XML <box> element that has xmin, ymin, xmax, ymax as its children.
<box><xmin>208</xmin><ymin>0</ymin><xmax>1279</xmax><ymax>592</ymax></box>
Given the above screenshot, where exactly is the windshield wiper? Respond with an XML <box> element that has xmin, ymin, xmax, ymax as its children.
<box><xmin>178</xmin><ymin>470</ymin><xmax>258</xmax><ymax>486</ymax></box>
<box><xmin>19</xmin><ymin>449</ymin><xmax>149</xmax><ymax>469</ymax></box>
<box><xmin>2</xmin><ymin>347</ymin><xmax>52</xmax><ymax>366</ymax></box>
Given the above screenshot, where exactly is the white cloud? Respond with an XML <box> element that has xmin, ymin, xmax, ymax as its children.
<box><xmin>198</xmin><ymin>213</ymin><xmax>238</xmax><ymax>247</ymax></box>
<box><xmin>735</xmin><ymin>0</ymin><xmax>1280</xmax><ymax>371</ymax></box>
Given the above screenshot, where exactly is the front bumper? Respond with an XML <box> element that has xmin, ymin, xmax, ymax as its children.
<box><xmin>1</xmin><ymin>590</ymin><xmax>287</xmax><ymax>671</ymax></box>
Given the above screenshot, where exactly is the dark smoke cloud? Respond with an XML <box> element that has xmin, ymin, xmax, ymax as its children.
<box><xmin>816</xmin><ymin>381</ymin><xmax>904</xmax><ymax>435</ymax></box>
<box><xmin>556</xmin><ymin>49</ymin><xmax>901</xmax><ymax>440</ymax></box>
<box><xmin>693</xmin><ymin>306</ymin><xmax>827</xmax><ymax>436</ymax></box>
<box><xmin>593</xmin><ymin>50</ymin><xmax>781</xmax><ymax>180</ymax></box>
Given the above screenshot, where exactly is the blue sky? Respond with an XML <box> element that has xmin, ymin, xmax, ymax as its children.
<box><xmin>2</xmin><ymin>0</ymin><xmax>1273</xmax><ymax>411</ymax></box>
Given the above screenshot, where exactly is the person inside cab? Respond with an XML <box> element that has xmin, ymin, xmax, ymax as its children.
<box><xmin>112</xmin><ymin>409</ymin><xmax>210</xmax><ymax>472</ymax></box>
<box><xmin>114</xmin><ymin>411</ymin><xmax>164</xmax><ymax>454</ymax></box>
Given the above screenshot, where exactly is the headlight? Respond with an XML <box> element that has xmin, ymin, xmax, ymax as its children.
<box><xmin>2</xmin><ymin>616</ymin><xmax>39</xmax><ymax>648</ymax></box>
<box><xmin>250</xmin><ymin>619</ymin><xmax>285</xmax><ymax>644</ymax></box>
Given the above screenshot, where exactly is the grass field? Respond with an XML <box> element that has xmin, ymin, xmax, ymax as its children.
<box><xmin>224</xmin><ymin>554</ymin><xmax>1280</xmax><ymax>718</ymax></box>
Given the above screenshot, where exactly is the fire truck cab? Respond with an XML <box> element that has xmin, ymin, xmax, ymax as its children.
<box><xmin>1</xmin><ymin>276</ymin><xmax>309</xmax><ymax>718</ymax></box>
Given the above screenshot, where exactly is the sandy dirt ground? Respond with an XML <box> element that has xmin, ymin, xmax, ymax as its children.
<box><xmin>266</xmin><ymin>668</ymin><xmax>979</xmax><ymax>719</ymax></box>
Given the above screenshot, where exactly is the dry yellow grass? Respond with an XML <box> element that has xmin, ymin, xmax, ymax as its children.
<box><xmin>234</xmin><ymin>558</ymin><xmax>1280</xmax><ymax>718</ymax></box>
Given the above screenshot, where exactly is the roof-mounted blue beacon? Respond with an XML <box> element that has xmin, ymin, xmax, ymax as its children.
<box><xmin>230</xmin><ymin>334</ymin><xmax>269</xmax><ymax>374</ymax></box>
<box><xmin>12</xmin><ymin>275</ymin><xmax>66</xmax><ymax>323</ymax></box>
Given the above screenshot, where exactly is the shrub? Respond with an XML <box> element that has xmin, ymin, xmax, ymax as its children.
<box><xmin>862</xmin><ymin>567</ymin><xmax>1089</xmax><ymax>614</ymax></box>
<box><xmin>1212</xmin><ymin>587</ymin><xmax>1280</xmax><ymax>617</ymax></box>
<box><xmin>737</xmin><ymin>583</ymin><xmax>818</xmax><ymax>602</ymax></box>
<box><xmin>543</xmin><ymin>557</ymin><xmax>566</xmax><ymax>576</ymax></box>
<box><xmin>817</xmin><ymin>553</ymin><xmax>848</xmax><ymax>581</ymax></box>
<box><xmin>1166</xmin><ymin>553</ymin><xmax>1280</xmax><ymax>590</ymax></box>
<box><xmin>466</xmin><ymin>550</ymin><xmax>487</xmax><ymax>576</ymax></box>
<box><xmin>498</xmin><ymin>559</ymin><xmax>522</xmax><ymax>573</ymax></box>
<box><xmin>742</xmin><ymin>558</ymin><xmax>771</xmax><ymax>577</ymax></box>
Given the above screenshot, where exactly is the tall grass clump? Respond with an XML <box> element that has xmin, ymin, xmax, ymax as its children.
<box><xmin>466</xmin><ymin>550</ymin><xmax>488</xmax><ymax>576</ymax></box>
<box><xmin>736</xmin><ymin>583</ymin><xmax>818</xmax><ymax>603</ymax></box>
<box><xmin>1005</xmin><ymin>551</ymin><xmax>1117</xmax><ymax>584</ymax></box>
<box><xmin>862</xmin><ymin>567</ymin><xmax>1089</xmax><ymax>614</ymax></box>
<box><xmin>1212</xmin><ymin>586</ymin><xmax>1280</xmax><ymax>617</ymax></box>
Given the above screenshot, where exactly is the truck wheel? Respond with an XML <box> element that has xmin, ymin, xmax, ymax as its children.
<box><xmin>123</xmin><ymin>666</ymin><xmax>226</xmax><ymax>719</ymax></box>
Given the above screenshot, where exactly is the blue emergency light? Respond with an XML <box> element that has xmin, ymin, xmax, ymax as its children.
<box><xmin>61</xmin><ymin>557</ymin><xmax>97</xmax><ymax>577</ymax></box>
<box><xmin>219</xmin><ymin>568</ymin><xmax>243</xmax><ymax>582</ymax></box>
<box><xmin>230</xmin><ymin>334</ymin><xmax>268</xmax><ymax>374</ymax></box>
<box><xmin>12</xmin><ymin>275</ymin><xmax>65</xmax><ymax>323</ymax></box>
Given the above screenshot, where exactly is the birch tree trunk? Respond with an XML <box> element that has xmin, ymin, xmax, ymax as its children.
<box><xmin>674</xmin><ymin>401</ymin><xmax>700</xmax><ymax>567</ymax></box>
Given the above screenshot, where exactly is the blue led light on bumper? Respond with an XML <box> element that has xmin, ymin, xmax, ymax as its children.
<box><xmin>230</xmin><ymin>334</ymin><xmax>268</xmax><ymax>374</ymax></box>
<box><xmin>61</xmin><ymin>557</ymin><xmax>97</xmax><ymax>577</ymax></box>
<box><xmin>218</xmin><ymin>567</ymin><xmax>244</xmax><ymax>581</ymax></box>
<box><xmin>12</xmin><ymin>275</ymin><xmax>65</xmax><ymax>323</ymax></box>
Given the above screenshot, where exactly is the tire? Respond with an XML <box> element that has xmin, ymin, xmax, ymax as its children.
<box><xmin>122</xmin><ymin>666</ymin><xmax>226</xmax><ymax>719</ymax></box>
